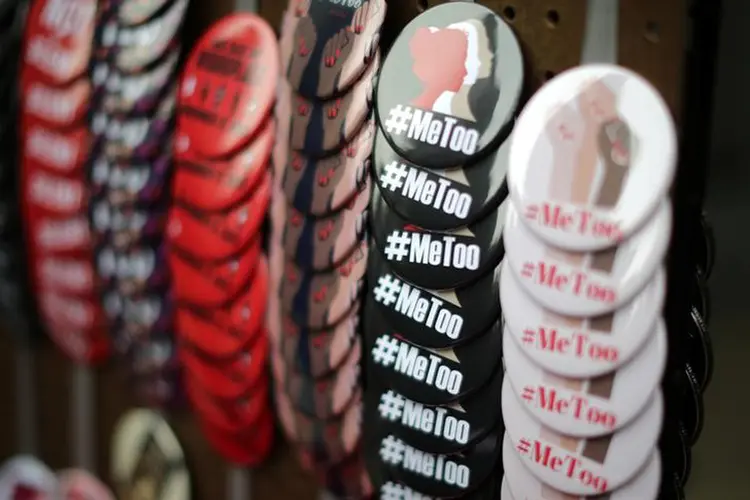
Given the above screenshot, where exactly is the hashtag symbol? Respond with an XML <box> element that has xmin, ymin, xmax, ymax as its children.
<box><xmin>373</xmin><ymin>274</ymin><xmax>401</xmax><ymax>306</ymax></box>
<box><xmin>371</xmin><ymin>334</ymin><xmax>399</xmax><ymax>367</ymax></box>
<box><xmin>379</xmin><ymin>390</ymin><xmax>405</xmax><ymax>422</ymax></box>
<box><xmin>383</xmin><ymin>231</ymin><xmax>410</xmax><ymax>261</ymax></box>
<box><xmin>379</xmin><ymin>435</ymin><xmax>406</xmax><ymax>465</ymax></box>
<box><xmin>383</xmin><ymin>105</ymin><xmax>413</xmax><ymax>136</ymax></box>
<box><xmin>521</xmin><ymin>262</ymin><xmax>535</xmax><ymax>278</ymax></box>
<box><xmin>517</xmin><ymin>438</ymin><xmax>531</xmax><ymax>455</ymax></box>
<box><xmin>524</xmin><ymin>204</ymin><xmax>539</xmax><ymax>220</ymax></box>
<box><xmin>522</xmin><ymin>386</ymin><xmax>535</xmax><ymax>402</ymax></box>
<box><xmin>380</xmin><ymin>482</ymin><xmax>405</xmax><ymax>500</ymax></box>
<box><xmin>379</xmin><ymin>161</ymin><xmax>408</xmax><ymax>192</ymax></box>
<box><xmin>522</xmin><ymin>328</ymin><xmax>535</xmax><ymax>344</ymax></box>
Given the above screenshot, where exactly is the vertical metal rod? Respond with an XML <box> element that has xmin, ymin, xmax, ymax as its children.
<box><xmin>71</xmin><ymin>364</ymin><xmax>95</xmax><ymax>470</ymax></box>
<box><xmin>15</xmin><ymin>345</ymin><xmax>37</xmax><ymax>454</ymax></box>
<box><xmin>580</xmin><ymin>0</ymin><xmax>620</xmax><ymax>65</ymax></box>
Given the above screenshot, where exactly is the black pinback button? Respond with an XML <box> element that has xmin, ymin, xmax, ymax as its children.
<box><xmin>283</xmin><ymin>119</ymin><xmax>374</xmax><ymax>217</ymax></box>
<box><xmin>680</xmin><ymin>364</ymin><xmax>705</xmax><ymax>446</ymax></box>
<box><xmin>375</xmin><ymin>2</ymin><xmax>522</xmax><ymax>170</ymax></box>
<box><xmin>89</xmin><ymin>196</ymin><xmax>169</xmax><ymax>249</ymax></box>
<box><xmin>370</xmin><ymin>181</ymin><xmax>507</xmax><ymax>290</ymax></box>
<box><xmin>283</xmin><ymin>0</ymin><xmax>386</xmax><ymax>100</ymax></box>
<box><xmin>691</xmin><ymin>272</ymin><xmax>711</xmax><ymax>326</ymax></box>
<box><xmin>88</xmin><ymin>150</ymin><xmax>173</xmax><ymax>207</ymax></box>
<box><xmin>688</xmin><ymin>305</ymin><xmax>713</xmax><ymax>392</ymax></box>
<box><xmin>365</xmin><ymin>299</ymin><xmax>502</xmax><ymax>405</ymax></box>
<box><xmin>95</xmin><ymin>241</ymin><xmax>170</xmax><ymax>296</ymax></box>
<box><xmin>660</xmin><ymin>423</ymin><xmax>691</xmax><ymax>488</ymax></box>
<box><xmin>372</xmin><ymin>469</ymin><xmax>501</xmax><ymax>500</ymax></box>
<box><xmin>366</xmin><ymin>358</ymin><xmax>503</xmax><ymax>455</ymax></box>
<box><xmin>367</xmin><ymin>247</ymin><xmax>500</xmax><ymax>349</ymax></box>
<box><xmin>373</xmin><ymin>127</ymin><xmax>510</xmax><ymax>230</ymax></box>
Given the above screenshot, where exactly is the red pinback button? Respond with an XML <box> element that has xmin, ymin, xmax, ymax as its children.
<box><xmin>169</xmin><ymin>233</ymin><xmax>261</xmax><ymax>307</ymax></box>
<box><xmin>34</xmin><ymin>256</ymin><xmax>96</xmax><ymax>296</ymax></box>
<box><xmin>38</xmin><ymin>291</ymin><xmax>106</xmax><ymax>332</ymax></box>
<box><xmin>198</xmin><ymin>401</ymin><xmax>274</xmax><ymax>466</ymax></box>
<box><xmin>177</xmin><ymin>256</ymin><xmax>268</xmax><ymax>358</ymax></box>
<box><xmin>167</xmin><ymin>169</ymin><xmax>271</xmax><ymax>261</ymax></box>
<box><xmin>27</xmin><ymin>213</ymin><xmax>91</xmax><ymax>255</ymax></box>
<box><xmin>283</xmin><ymin>119</ymin><xmax>374</xmax><ymax>217</ymax></box>
<box><xmin>173</xmin><ymin>117</ymin><xmax>274</xmax><ymax>211</ymax></box>
<box><xmin>23</xmin><ymin>166</ymin><xmax>87</xmax><ymax>216</ymax></box>
<box><xmin>178</xmin><ymin>13</ymin><xmax>279</xmax><ymax>159</ymax></box>
<box><xmin>23</xmin><ymin>0</ymin><xmax>96</xmax><ymax>85</ymax></box>
<box><xmin>57</xmin><ymin>469</ymin><xmax>115</xmax><ymax>500</ymax></box>
<box><xmin>21</xmin><ymin>119</ymin><xmax>90</xmax><ymax>177</ymax></box>
<box><xmin>21</xmin><ymin>75</ymin><xmax>90</xmax><ymax>128</ymax></box>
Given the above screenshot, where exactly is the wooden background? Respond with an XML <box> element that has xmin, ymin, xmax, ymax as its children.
<box><xmin>0</xmin><ymin>0</ymin><xmax>694</xmax><ymax>498</ymax></box>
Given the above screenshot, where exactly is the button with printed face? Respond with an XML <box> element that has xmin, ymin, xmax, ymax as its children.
<box><xmin>173</xmin><ymin>118</ymin><xmax>274</xmax><ymax>212</ymax></box>
<box><xmin>502</xmin><ymin>377</ymin><xmax>663</xmax><ymax>495</ymax></box>
<box><xmin>371</xmin><ymin>183</ymin><xmax>507</xmax><ymax>290</ymax></box>
<box><xmin>283</xmin><ymin>119</ymin><xmax>373</xmax><ymax>217</ymax></box>
<box><xmin>281</xmin><ymin>238</ymin><xmax>368</xmax><ymax>330</ymax></box>
<box><xmin>282</xmin><ymin>0</ymin><xmax>385</xmax><ymax>100</ymax></box>
<box><xmin>368</xmin><ymin>248</ymin><xmax>500</xmax><ymax>349</ymax></box>
<box><xmin>374</xmin><ymin>128</ymin><xmax>510</xmax><ymax>230</ymax></box>
<box><xmin>502</xmin><ymin>432</ymin><xmax>662</xmax><ymax>500</ymax></box>
<box><xmin>57</xmin><ymin>469</ymin><xmax>115</xmax><ymax>500</ymax></box>
<box><xmin>111</xmin><ymin>409</ymin><xmax>190</xmax><ymax>500</ymax></box>
<box><xmin>118</xmin><ymin>0</ymin><xmax>174</xmax><ymax>26</ymax></box>
<box><xmin>501</xmin><ymin>262</ymin><xmax>665</xmax><ymax>378</ymax></box>
<box><xmin>504</xmin><ymin>200</ymin><xmax>671</xmax><ymax>316</ymax></box>
<box><xmin>95</xmin><ymin>241</ymin><xmax>169</xmax><ymax>295</ymax></box>
<box><xmin>23</xmin><ymin>0</ymin><xmax>96</xmax><ymax>84</ymax></box>
<box><xmin>508</xmin><ymin>65</ymin><xmax>677</xmax><ymax>252</ymax></box>
<box><xmin>167</xmin><ymin>169</ymin><xmax>270</xmax><ymax>261</ymax></box>
<box><xmin>503</xmin><ymin>321</ymin><xmax>666</xmax><ymax>437</ymax></box>
<box><xmin>285</xmin><ymin>52</ymin><xmax>377</xmax><ymax>158</ymax></box>
<box><xmin>279</xmin><ymin>304</ymin><xmax>359</xmax><ymax>378</ymax></box>
<box><xmin>21</xmin><ymin>76</ymin><xmax>90</xmax><ymax>128</ymax></box>
<box><xmin>375</xmin><ymin>2</ymin><xmax>522</xmax><ymax>170</ymax></box>
<box><xmin>0</xmin><ymin>455</ymin><xmax>57</xmax><ymax>499</ymax></box>
<box><xmin>88</xmin><ymin>150</ymin><xmax>173</xmax><ymax>206</ymax></box>
<box><xmin>283</xmin><ymin>180</ymin><xmax>369</xmax><ymax>271</ymax></box>
<box><xmin>366</xmin><ymin>300</ymin><xmax>502</xmax><ymax>405</ymax></box>
<box><xmin>688</xmin><ymin>306</ymin><xmax>713</xmax><ymax>392</ymax></box>
<box><xmin>366</xmin><ymin>360</ymin><xmax>503</xmax><ymax>455</ymax></box>
<box><xmin>178</xmin><ymin>13</ymin><xmax>279</xmax><ymax>159</ymax></box>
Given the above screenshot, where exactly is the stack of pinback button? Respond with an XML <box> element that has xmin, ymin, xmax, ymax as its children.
<box><xmin>269</xmin><ymin>0</ymin><xmax>385</xmax><ymax>495</ymax></box>
<box><xmin>168</xmin><ymin>13</ymin><xmax>278</xmax><ymax>465</ymax></box>
<box><xmin>86</xmin><ymin>0</ymin><xmax>188</xmax><ymax>405</ymax></box>
<box><xmin>19</xmin><ymin>0</ymin><xmax>111</xmax><ymax>363</ymax></box>
<box><xmin>500</xmin><ymin>65</ymin><xmax>677</xmax><ymax>499</ymax></box>
<box><xmin>363</xmin><ymin>2</ymin><xmax>524</xmax><ymax>498</ymax></box>
<box><xmin>0</xmin><ymin>0</ymin><xmax>36</xmax><ymax>338</ymax></box>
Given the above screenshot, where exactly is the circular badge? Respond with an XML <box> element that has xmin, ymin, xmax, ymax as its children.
<box><xmin>502</xmin><ymin>377</ymin><xmax>663</xmax><ymax>495</ymax></box>
<box><xmin>366</xmin><ymin>300</ymin><xmax>502</xmax><ymax>405</ymax></box>
<box><xmin>89</xmin><ymin>150</ymin><xmax>172</xmax><ymax>206</ymax></box>
<box><xmin>285</xmin><ymin>51</ymin><xmax>377</xmax><ymax>158</ymax></box>
<box><xmin>283</xmin><ymin>180</ymin><xmax>369</xmax><ymax>271</ymax></box>
<box><xmin>23</xmin><ymin>0</ymin><xmax>96</xmax><ymax>84</ymax></box>
<box><xmin>283</xmin><ymin>0</ymin><xmax>385</xmax><ymax>99</ymax></box>
<box><xmin>280</xmin><ymin>238</ymin><xmax>368</xmax><ymax>330</ymax></box>
<box><xmin>283</xmin><ymin>119</ymin><xmax>374</xmax><ymax>217</ymax></box>
<box><xmin>660</xmin><ymin>422</ymin><xmax>691</xmax><ymax>487</ymax></box>
<box><xmin>0</xmin><ymin>455</ymin><xmax>57</xmax><ymax>499</ymax></box>
<box><xmin>95</xmin><ymin>241</ymin><xmax>169</xmax><ymax>295</ymax></box>
<box><xmin>503</xmin><ymin>322</ymin><xmax>666</xmax><ymax>437</ymax></box>
<box><xmin>111</xmin><ymin>408</ymin><xmax>190</xmax><ymax>500</ymax></box>
<box><xmin>367</xmin><ymin>248</ymin><xmax>501</xmax><ymax>349</ymax></box>
<box><xmin>197</xmin><ymin>405</ymin><xmax>274</xmax><ymax>466</ymax></box>
<box><xmin>173</xmin><ymin>118</ymin><xmax>274</xmax><ymax>212</ymax></box>
<box><xmin>89</xmin><ymin>197</ymin><xmax>169</xmax><ymax>249</ymax></box>
<box><xmin>119</xmin><ymin>0</ymin><xmax>174</xmax><ymax>26</ymax></box>
<box><xmin>166</xmin><ymin>169</ymin><xmax>271</xmax><ymax>261</ymax></box>
<box><xmin>371</xmin><ymin>183</ymin><xmax>507</xmax><ymax>290</ymax></box>
<box><xmin>688</xmin><ymin>306</ymin><xmax>713</xmax><ymax>392</ymax></box>
<box><xmin>375</xmin><ymin>2</ymin><xmax>522</xmax><ymax>169</ymax></box>
<box><xmin>28</xmin><ymin>214</ymin><xmax>91</xmax><ymax>255</ymax></box>
<box><xmin>21</xmin><ymin>77</ymin><xmax>90</xmax><ymax>127</ymax></box>
<box><xmin>178</xmin><ymin>13</ymin><xmax>279</xmax><ymax>159</ymax></box>
<box><xmin>104</xmin><ymin>288</ymin><xmax>173</xmax><ymax>341</ymax></box>
<box><xmin>57</xmin><ymin>468</ymin><xmax>115</xmax><ymax>500</ymax></box>
<box><xmin>502</xmin><ymin>432</ymin><xmax>662</xmax><ymax>500</ymax></box>
<box><xmin>691</xmin><ymin>274</ymin><xmax>710</xmax><ymax>326</ymax></box>
<box><xmin>34</xmin><ymin>255</ymin><xmax>96</xmax><ymax>295</ymax></box>
<box><xmin>170</xmin><ymin>235</ymin><xmax>261</xmax><ymax>306</ymax></box>
<box><xmin>504</xmin><ymin>199</ymin><xmax>671</xmax><ymax>316</ymax></box>
<box><xmin>508</xmin><ymin>65</ymin><xmax>677</xmax><ymax>252</ymax></box>
<box><xmin>679</xmin><ymin>365</ymin><xmax>704</xmax><ymax>445</ymax></box>
<box><xmin>501</xmin><ymin>262</ymin><xmax>666</xmax><ymax>378</ymax></box>
<box><xmin>22</xmin><ymin>120</ymin><xmax>90</xmax><ymax>176</ymax></box>
<box><xmin>125</xmin><ymin>334</ymin><xmax>179</xmax><ymax>378</ymax></box>
<box><xmin>374</xmin><ymin>127</ymin><xmax>510</xmax><ymax>230</ymax></box>
<box><xmin>279</xmin><ymin>304</ymin><xmax>359</xmax><ymax>378</ymax></box>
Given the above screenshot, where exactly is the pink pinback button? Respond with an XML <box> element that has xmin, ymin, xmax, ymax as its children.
<box><xmin>507</xmin><ymin>65</ymin><xmax>677</xmax><ymax>252</ymax></box>
<box><xmin>503</xmin><ymin>199</ymin><xmax>671</xmax><ymax>316</ymax></box>
<box><xmin>500</xmin><ymin>262</ymin><xmax>665</xmax><ymax>378</ymax></box>
<box><xmin>503</xmin><ymin>321</ymin><xmax>666</xmax><ymax>437</ymax></box>
<box><xmin>502</xmin><ymin>432</ymin><xmax>661</xmax><ymax>500</ymax></box>
<box><xmin>502</xmin><ymin>377</ymin><xmax>663</xmax><ymax>496</ymax></box>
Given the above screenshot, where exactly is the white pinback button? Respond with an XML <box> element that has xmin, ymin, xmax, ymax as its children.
<box><xmin>503</xmin><ymin>321</ymin><xmax>666</xmax><ymax>437</ymax></box>
<box><xmin>503</xmin><ymin>199</ymin><xmax>671</xmax><ymax>316</ymax></box>
<box><xmin>507</xmin><ymin>64</ymin><xmax>677</xmax><ymax>252</ymax></box>
<box><xmin>502</xmin><ymin>377</ymin><xmax>663</xmax><ymax>495</ymax></box>
<box><xmin>502</xmin><ymin>432</ymin><xmax>661</xmax><ymax>500</ymax></box>
<box><xmin>0</xmin><ymin>455</ymin><xmax>57</xmax><ymax>498</ymax></box>
<box><xmin>500</xmin><ymin>262</ymin><xmax>665</xmax><ymax>378</ymax></box>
